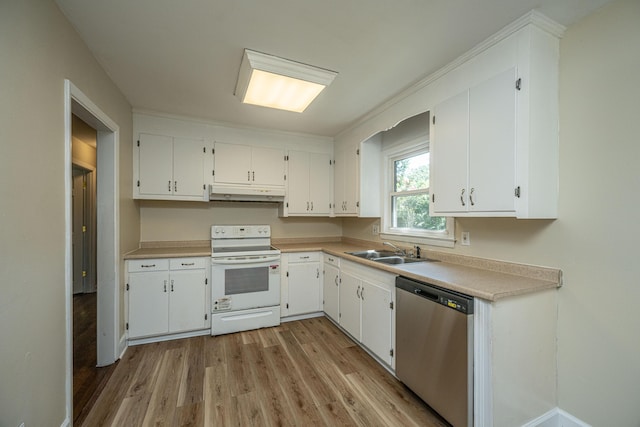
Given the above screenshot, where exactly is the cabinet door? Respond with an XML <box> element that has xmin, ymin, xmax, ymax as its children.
<box><xmin>339</xmin><ymin>270</ymin><xmax>361</xmax><ymax>340</ymax></box>
<box><xmin>334</xmin><ymin>143</ymin><xmax>358</xmax><ymax>215</ymax></box>
<box><xmin>138</xmin><ymin>134</ymin><xmax>173</xmax><ymax>196</ymax></box>
<box><xmin>214</xmin><ymin>142</ymin><xmax>252</xmax><ymax>185</ymax></box>
<box><xmin>173</xmin><ymin>137</ymin><xmax>206</xmax><ymax>197</ymax></box>
<box><xmin>431</xmin><ymin>91</ymin><xmax>469</xmax><ymax>214</ymax></box>
<box><xmin>309</xmin><ymin>152</ymin><xmax>332</xmax><ymax>215</ymax></box>
<box><xmin>343</xmin><ymin>145</ymin><xmax>359</xmax><ymax>214</ymax></box>
<box><xmin>287</xmin><ymin>262</ymin><xmax>321</xmax><ymax>316</ymax></box>
<box><xmin>286</xmin><ymin>151</ymin><xmax>311</xmax><ymax>214</ymax></box>
<box><xmin>128</xmin><ymin>271</ymin><xmax>169</xmax><ymax>338</ymax></box>
<box><xmin>468</xmin><ymin>67</ymin><xmax>517</xmax><ymax>212</ymax></box>
<box><xmin>360</xmin><ymin>280</ymin><xmax>393</xmax><ymax>365</ymax></box>
<box><xmin>252</xmin><ymin>146</ymin><xmax>285</xmax><ymax>186</ymax></box>
<box><xmin>168</xmin><ymin>269</ymin><xmax>207</xmax><ymax>333</ymax></box>
<box><xmin>333</xmin><ymin>146</ymin><xmax>345</xmax><ymax>214</ymax></box>
<box><xmin>322</xmin><ymin>263</ymin><xmax>340</xmax><ymax>322</ymax></box>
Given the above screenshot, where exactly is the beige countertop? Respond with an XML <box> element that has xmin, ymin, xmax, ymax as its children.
<box><xmin>124</xmin><ymin>240</ymin><xmax>210</xmax><ymax>259</ymax></box>
<box><xmin>124</xmin><ymin>238</ymin><xmax>561</xmax><ymax>302</ymax></box>
<box><xmin>274</xmin><ymin>240</ymin><xmax>561</xmax><ymax>302</ymax></box>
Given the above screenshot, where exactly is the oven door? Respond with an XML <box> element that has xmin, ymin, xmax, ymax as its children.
<box><xmin>211</xmin><ymin>254</ymin><xmax>280</xmax><ymax>312</ymax></box>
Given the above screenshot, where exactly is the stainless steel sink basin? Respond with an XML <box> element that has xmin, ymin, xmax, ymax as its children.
<box><xmin>372</xmin><ymin>256</ymin><xmax>424</xmax><ymax>265</ymax></box>
<box><xmin>347</xmin><ymin>250</ymin><xmax>397</xmax><ymax>259</ymax></box>
<box><xmin>346</xmin><ymin>250</ymin><xmax>437</xmax><ymax>265</ymax></box>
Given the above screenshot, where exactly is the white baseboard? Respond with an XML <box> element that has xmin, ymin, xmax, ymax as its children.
<box><xmin>118</xmin><ymin>333</ymin><xmax>127</xmax><ymax>358</ymax></box>
<box><xmin>280</xmin><ymin>311</ymin><xmax>324</xmax><ymax>323</ymax></box>
<box><xmin>522</xmin><ymin>408</ymin><xmax>591</xmax><ymax>427</ymax></box>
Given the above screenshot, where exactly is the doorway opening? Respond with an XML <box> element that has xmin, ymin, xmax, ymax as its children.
<box><xmin>64</xmin><ymin>80</ymin><xmax>121</xmax><ymax>425</ymax></box>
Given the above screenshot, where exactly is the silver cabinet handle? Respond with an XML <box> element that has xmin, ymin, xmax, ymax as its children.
<box><xmin>360</xmin><ymin>287</ymin><xmax>364</xmax><ymax>300</ymax></box>
<box><xmin>247</xmin><ymin>171</ymin><xmax>251</xmax><ymax>181</ymax></box>
<box><xmin>310</xmin><ymin>201</ymin><xmax>314</xmax><ymax>211</ymax></box>
<box><xmin>469</xmin><ymin>188</ymin><xmax>475</xmax><ymax>206</ymax></box>
<box><xmin>307</xmin><ymin>201</ymin><xmax>310</xmax><ymax>211</ymax></box>
<box><xmin>460</xmin><ymin>188</ymin><xmax>466</xmax><ymax>206</ymax></box>
<box><xmin>356</xmin><ymin>285</ymin><xmax>361</xmax><ymax>299</ymax></box>
<box><xmin>163</xmin><ymin>280</ymin><xmax>167</xmax><ymax>292</ymax></box>
<box><xmin>335</xmin><ymin>275</ymin><xmax>339</xmax><ymax>286</ymax></box>
<box><xmin>141</xmin><ymin>264</ymin><xmax>156</xmax><ymax>268</ymax></box>
<box><xmin>252</xmin><ymin>171</ymin><xmax>255</xmax><ymax>181</ymax></box>
<box><xmin>171</xmin><ymin>279</ymin><xmax>174</xmax><ymax>292</ymax></box>
<box><xmin>168</xmin><ymin>180</ymin><xmax>171</xmax><ymax>191</ymax></box>
<box><xmin>181</xmin><ymin>262</ymin><xmax>195</xmax><ymax>266</ymax></box>
<box><xmin>316</xmin><ymin>268</ymin><xmax>319</xmax><ymax>279</ymax></box>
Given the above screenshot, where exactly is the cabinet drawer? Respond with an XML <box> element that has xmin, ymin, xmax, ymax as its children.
<box><xmin>128</xmin><ymin>259</ymin><xmax>169</xmax><ymax>272</ymax></box>
<box><xmin>169</xmin><ymin>257</ymin><xmax>208</xmax><ymax>270</ymax></box>
<box><xmin>323</xmin><ymin>253</ymin><xmax>340</xmax><ymax>267</ymax></box>
<box><xmin>288</xmin><ymin>252</ymin><xmax>320</xmax><ymax>263</ymax></box>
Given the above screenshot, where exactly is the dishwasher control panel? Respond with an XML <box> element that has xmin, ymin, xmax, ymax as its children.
<box><xmin>396</xmin><ymin>276</ymin><xmax>474</xmax><ymax>315</ymax></box>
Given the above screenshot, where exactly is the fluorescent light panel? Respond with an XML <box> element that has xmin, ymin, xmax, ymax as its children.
<box><xmin>235</xmin><ymin>49</ymin><xmax>337</xmax><ymax>113</ymax></box>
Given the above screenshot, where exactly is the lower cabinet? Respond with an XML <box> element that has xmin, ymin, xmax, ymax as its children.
<box><xmin>127</xmin><ymin>257</ymin><xmax>209</xmax><ymax>339</ymax></box>
<box><xmin>281</xmin><ymin>252</ymin><xmax>322</xmax><ymax>317</ymax></box>
<box><xmin>322</xmin><ymin>254</ymin><xmax>340</xmax><ymax>322</ymax></box>
<box><xmin>338</xmin><ymin>260</ymin><xmax>395</xmax><ymax>368</ymax></box>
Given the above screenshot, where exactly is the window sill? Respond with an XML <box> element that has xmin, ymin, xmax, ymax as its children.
<box><xmin>379</xmin><ymin>231</ymin><xmax>455</xmax><ymax>249</ymax></box>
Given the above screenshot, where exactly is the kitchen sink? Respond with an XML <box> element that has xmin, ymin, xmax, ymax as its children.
<box><xmin>347</xmin><ymin>250</ymin><xmax>398</xmax><ymax>259</ymax></box>
<box><xmin>346</xmin><ymin>250</ymin><xmax>437</xmax><ymax>265</ymax></box>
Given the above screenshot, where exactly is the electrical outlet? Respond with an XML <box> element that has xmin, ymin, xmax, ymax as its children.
<box><xmin>372</xmin><ymin>224</ymin><xmax>380</xmax><ymax>235</ymax></box>
<box><xmin>461</xmin><ymin>231</ymin><xmax>470</xmax><ymax>246</ymax></box>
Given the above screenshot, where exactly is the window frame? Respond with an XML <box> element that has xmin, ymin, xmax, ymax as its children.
<box><xmin>381</xmin><ymin>140</ymin><xmax>455</xmax><ymax>248</ymax></box>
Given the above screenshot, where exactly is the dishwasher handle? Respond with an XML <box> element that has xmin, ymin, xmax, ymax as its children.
<box><xmin>396</xmin><ymin>276</ymin><xmax>474</xmax><ymax>314</ymax></box>
<box><xmin>413</xmin><ymin>288</ymin><xmax>438</xmax><ymax>301</ymax></box>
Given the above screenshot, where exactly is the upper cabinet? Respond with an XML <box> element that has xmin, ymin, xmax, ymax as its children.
<box><xmin>282</xmin><ymin>150</ymin><xmax>332</xmax><ymax>216</ymax></box>
<box><xmin>134</xmin><ymin>133</ymin><xmax>210</xmax><ymax>201</ymax></box>
<box><xmin>430</xmin><ymin>23</ymin><xmax>560</xmax><ymax>218</ymax></box>
<box><xmin>333</xmin><ymin>136</ymin><xmax>381</xmax><ymax>218</ymax></box>
<box><xmin>431</xmin><ymin>68</ymin><xmax>517</xmax><ymax>214</ymax></box>
<box><xmin>213</xmin><ymin>142</ymin><xmax>285</xmax><ymax>188</ymax></box>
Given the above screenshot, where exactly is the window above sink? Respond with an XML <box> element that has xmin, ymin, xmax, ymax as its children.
<box><xmin>379</xmin><ymin>112</ymin><xmax>455</xmax><ymax>248</ymax></box>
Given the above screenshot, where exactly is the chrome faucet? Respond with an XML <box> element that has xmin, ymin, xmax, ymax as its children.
<box><xmin>383</xmin><ymin>241</ymin><xmax>406</xmax><ymax>256</ymax></box>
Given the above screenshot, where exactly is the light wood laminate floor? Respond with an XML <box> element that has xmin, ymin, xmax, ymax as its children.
<box><xmin>81</xmin><ymin>316</ymin><xmax>449</xmax><ymax>426</ymax></box>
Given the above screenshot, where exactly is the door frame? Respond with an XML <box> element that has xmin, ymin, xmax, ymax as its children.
<box><xmin>64</xmin><ymin>80</ymin><xmax>121</xmax><ymax>423</ymax></box>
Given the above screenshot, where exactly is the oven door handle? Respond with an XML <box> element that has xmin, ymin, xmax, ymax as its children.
<box><xmin>211</xmin><ymin>255</ymin><xmax>281</xmax><ymax>265</ymax></box>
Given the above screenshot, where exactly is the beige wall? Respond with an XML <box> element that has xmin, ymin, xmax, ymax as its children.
<box><xmin>139</xmin><ymin>201</ymin><xmax>342</xmax><ymax>242</ymax></box>
<box><xmin>343</xmin><ymin>0</ymin><xmax>640</xmax><ymax>424</ymax></box>
<box><xmin>0</xmin><ymin>1</ymin><xmax>137</xmax><ymax>425</ymax></box>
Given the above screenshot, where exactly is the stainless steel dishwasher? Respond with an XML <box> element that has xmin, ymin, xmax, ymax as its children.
<box><xmin>395</xmin><ymin>276</ymin><xmax>474</xmax><ymax>427</ymax></box>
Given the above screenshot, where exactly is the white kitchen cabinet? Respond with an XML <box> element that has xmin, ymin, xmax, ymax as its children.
<box><xmin>360</xmin><ymin>279</ymin><xmax>393</xmax><ymax>367</ymax></box>
<box><xmin>333</xmin><ymin>142</ymin><xmax>359</xmax><ymax>215</ymax></box>
<box><xmin>322</xmin><ymin>254</ymin><xmax>340</xmax><ymax>322</ymax></box>
<box><xmin>339</xmin><ymin>260</ymin><xmax>395</xmax><ymax>367</ymax></box>
<box><xmin>135</xmin><ymin>133</ymin><xmax>210</xmax><ymax>201</ymax></box>
<box><xmin>431</xmin><ymin>68</ymin><xmax>517</xmax><ymax>214</ymax></box>
<box><xmin>213</xmin><ymin>142</ymin><xmax>285</xmax><ymax>187</ymax></box>
<box><xmin>334</xmin><ymin>135</ymin><xmax>382</xmax><ymax>217</ymax></box>
<box><xmin>430</xmin><ymin>23</ymin><xmax>559</xmax><ymax>218</ymax></box>
<box><xmin>338</xmin><ymin>268</ymin><xmax>361</xmax><ymax>339</ymax></box>
<box><xmin>281</xmin><ymin>252</ymin><xmax>322</xmax><ymax>318</ymax></box>
<box><xmin>128</xmin><ymin>260</ymin><xmax>170</xmax><ymax>338</ymax></box>
<box><xmin>127</xmin><ymin>257</ymin><xmax>209</xmax><ymax>340</ymax></box>
<box><xmin>283</xmin><ymin>150</ymin><xmax>332</xmax><ymax>216</ymax></box>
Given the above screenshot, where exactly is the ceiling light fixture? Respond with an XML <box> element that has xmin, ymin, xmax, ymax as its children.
<box><xmin>235</xmin><ymin>49</ymin><xmax>337</xmax><ymax>113</ymax></box>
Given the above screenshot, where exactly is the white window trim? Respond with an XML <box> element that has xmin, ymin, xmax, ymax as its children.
<box><xmin>382</xmin><ymin>140</ymin><xmax>455</xmax><ymax>248</ymax></box>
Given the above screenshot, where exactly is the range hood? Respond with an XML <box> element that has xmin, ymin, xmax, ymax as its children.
<box><xmin>209</xmin><ymin>184</ymin><xmax>285</xmax><ymax>202</ymax></box>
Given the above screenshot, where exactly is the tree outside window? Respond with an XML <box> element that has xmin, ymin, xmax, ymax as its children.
<box><xmin>391</xmin><ymin>152</ymin><xmax>446</xmax><ymax>232</ymax></box>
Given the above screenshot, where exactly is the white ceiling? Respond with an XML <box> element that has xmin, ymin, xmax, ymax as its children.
<box><xmin>55</xmin><ymin>0</ymin><xmax>612</xmax><ymax>137</ymax></box>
